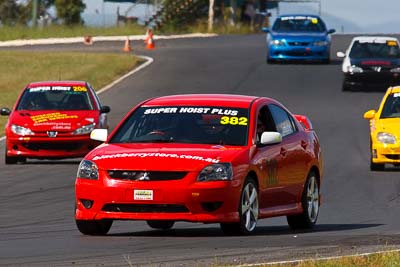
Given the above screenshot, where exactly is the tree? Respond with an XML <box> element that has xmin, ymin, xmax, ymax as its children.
<box><xmin>25</xmin><ymin>0</ymin><xmax>56</xmax><ymax>26</ymax></box>
<box><xmin>54</xmin><ymin>0</ymin><xmax>86</xmax><ymax>25</ymax></box>
<box><xmin>0</xmin><ymin>0</ymin><xmax>27</xmax><ymax>25</ymax></box>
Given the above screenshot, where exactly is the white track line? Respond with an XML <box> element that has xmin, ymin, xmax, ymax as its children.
<box><xmin>0</xmin><ymin>33</ymin><xmax>217</xmax><ymax>47</ymax></box>
<box><xmin>96</xmin><ymin>55</ymin><xmax>153</xmax><ymax>95</ymax></box>
<box><xmin>236</xmin><ymin>248</ymin><xmax>400</xmax><ymax>266</ymax></box>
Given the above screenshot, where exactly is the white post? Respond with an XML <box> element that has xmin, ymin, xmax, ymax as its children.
<box><xmin>208</xmin><ymin>0</ymin><xmax>215</xmax><ymax>32</ymax></box>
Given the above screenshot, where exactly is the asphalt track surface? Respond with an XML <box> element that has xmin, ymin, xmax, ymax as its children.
<box><xmin>1</xmin><ymin>34</ymin><xmax>400</xmax><ymax>266</ymax></box>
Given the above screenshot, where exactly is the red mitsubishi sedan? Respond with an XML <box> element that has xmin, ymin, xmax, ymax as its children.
<box><xmin>75</xmin><ymin>94</ymin><xmax>322</xmax><ymax>235</ymax></box>
<box><xmin>1</xmin><ymin>81</ymin><xmax>110</xmax><ymax>164</ymax></box>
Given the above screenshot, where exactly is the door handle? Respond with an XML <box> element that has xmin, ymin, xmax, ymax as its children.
<box><xmin>280</xmin><ymin>147</ymin><xmax>287</xmax><ymax>157</ymax></box>
<box><xmin>301</xmin><ymin>140</ymin><xmax>308</xmax><ymax>149</ymax></box>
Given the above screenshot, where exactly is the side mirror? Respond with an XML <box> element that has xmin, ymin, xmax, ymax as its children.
<box><xmin>327</xmin><ymin>29</ymin><xmax>336</xmax><ymax>34</ymax></box>
<box><xmin>363</xmin><ymin>110</ymin><xmax>376</xmax><ymax>120</ymax></box>
<box><xmin>90</xmin><ymin>128</ymin><xmax>108</xmax><ymax>142</ymax></box>
<box><xmin>262</xmin><ymin>27</ymin><xmax>270</xmax><ymax>33</ymax></box>
<box><xmin>260</xmin><ymin>131</ymin><xmax>282</xmax><ymax>145</ymax></box>
<box><xmin>336</xmin><ymin>51</ymin><xmax>345</xmax><ymax>58</ymax></box>
<box><xmin>100</xmin><ymin>105</ymin><xmax>111</xmax><ymax>113</ymax></box>
<box><xmin>0</xmin><ymin>107</ymin><xmax>11</xmax><ymax>116</ymax></box>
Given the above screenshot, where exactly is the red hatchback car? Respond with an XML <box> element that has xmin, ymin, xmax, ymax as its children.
<box><xmin>1</xmin><ymin>81</ymin><xmax>110</xmax><ymax>164</ymax></box>
<box><xmin>75</xmin><ymin>94</ymin><xmax>323</xmax><ymax>235</ymax></box>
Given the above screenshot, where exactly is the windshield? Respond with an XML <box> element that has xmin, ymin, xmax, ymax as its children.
<box><xmin>380</xmin><ymin>93</ymin><xmax>400</xmax><ymax>118</ymax></box>
<box><xmin>17</xmin><ymin>85</ymin><xmax>93</xmax><ymax>111</ymax></box>
<box><xmin>109</xmin><ymin>106</ymin><xmax>249</xmax><ymax>146</ymax></box>
<box><xmin>349</xmin><ymin>41</ymin><xmax>400</xmax><ymax>59</ymax></box>
<box><xmin>272</xmin><ymin>16</ymin><xmax>327</xmax><ymax>33</ymax></box>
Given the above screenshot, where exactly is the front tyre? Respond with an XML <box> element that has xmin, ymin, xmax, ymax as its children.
<box><xmin>5</xmin><ymin>149</ymin><xmax>26</xmax><ymax>164</ymax></box>
<box><xmin>370</xmin><ymin>141</ymin><xmax>384</xmax><ymax>171</ymax></box>
<box><xmin>287</xmin><ymin>172</ymin><xmax>319</xmax><ymax>230</ymax></box>
<box><xmin>220</xmin><ymin>178</ymin><xmax>259</xmax><ymax>235</ymax></box>
<box><xmin>267</xmin><ymin>58</ymin><xmax>275</xmax><ymax>64</ymax></box>
<box><xmin>146</xmin><ymin>220</ymin><xmax>175</xmax><ymax>230</ymax></box>
<box><xmin>76</xmin><ymin>219</ymin><xmax>113</xmax><ymax>235</ymax></box>
<box><xmin>370</xmin><ymin>160</ymin><xmax>385</xmax><ymax>171</ymax></box>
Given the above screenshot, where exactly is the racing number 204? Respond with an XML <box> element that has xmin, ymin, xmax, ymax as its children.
<box><xmin>73</xmin><ymin>86</ymin><xmax>87</xmax><ymax>92</ymax></box>
<box><xmin>220</xmin><ymin>116</ymin><xmax>248</xmax><ymax>126</ymax></box>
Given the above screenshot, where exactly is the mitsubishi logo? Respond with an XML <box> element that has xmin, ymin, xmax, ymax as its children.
<box><xmin>138</xmin><ymin>172</ymin><xmax>150</xmax><ymax>181</ymax></box>
<box><xmin>47</xmin><ymin>131</ymin><xmax>58</xmax><ymax>138</ymax></box>
<box><xmin>372</xmin><ymin>66</ymin><xmax>382</xmax><ymax>72</ymax></box>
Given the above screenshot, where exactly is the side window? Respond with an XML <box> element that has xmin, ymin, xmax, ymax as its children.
<box><xmin>256</xmin><ymin>106</ymin><xmax>276</xmax><ymax>143</ymax></box>
<box><xmin>87</xmin><ymin>84</ymin><xmax>101</xmax><ymax>110</ymax></box>
<box><xmin>269</xmin><ymin>104</ymin><xmax>296</xmax><ymax>137</ymax></box>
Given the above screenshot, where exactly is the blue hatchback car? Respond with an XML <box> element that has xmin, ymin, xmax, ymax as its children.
<box><xmin>263</xmin><ymin>14</ymin><xmax>335</xmax><ymax>63</ymax></box>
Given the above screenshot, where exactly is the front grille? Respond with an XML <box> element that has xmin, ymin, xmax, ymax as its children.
<box><xmin>22</xmin><ymin>142</ymin><xmax>83</xmax><ymax>151</ymax></box>
<box><xmin>107</xmin><ymin>170</ymin><xmax>187</xmax><ymax>181</ymax></box>
<box><xmin>102</xmin><ymin>203</ymin><xmax>189</xmax><ymax>213</ymax></box>
<box><xmin>288</xmin><ymin>41</ymin><xmax>310</xmax><ymax>46</ymax></box>
<box><xmin>284</xmin><ymin>51</ymin><xmax>313</xmax><ymax>57</ymax></box>
<box><xmin>384</xmin><ymin>154</ymin><xmax>400</xmax><ymax>160</ymax></box>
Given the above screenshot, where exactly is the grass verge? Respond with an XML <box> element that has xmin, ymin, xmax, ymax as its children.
<box><xmin>0</xmin><ymin>51</ymin><xmax>141</xmax><ymax>132</ymax></box>
<box><xmin>253</xmin><ymin>250</ymin><xmax>400</xmax><ymax>267</ymax></box>
<box><xmin>0</xmin><ymin>24</ymin><xmax>147</xmax><ymax>41</ymax></box>
<box><xmin>0</xmin><ymin>22</ymin><xmax>259</xmax><ymax>41</ymax></box>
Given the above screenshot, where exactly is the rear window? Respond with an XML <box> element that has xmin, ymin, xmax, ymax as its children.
<box><xmin>17</xmin><ymin>85</ymin><xmax>93</xmax><ymax>111</ymax></box>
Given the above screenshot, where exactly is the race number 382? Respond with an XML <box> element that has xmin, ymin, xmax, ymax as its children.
<box><xmin>220</xmin><ymin>116</ymin><xmax>248</xmax><ymax>126</ymax></box>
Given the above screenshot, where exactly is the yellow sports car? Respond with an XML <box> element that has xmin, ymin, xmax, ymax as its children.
<box><xmin>364</xmin><ymin>86</ymin><xmax>400</xmax><ymax>171</ymax></box>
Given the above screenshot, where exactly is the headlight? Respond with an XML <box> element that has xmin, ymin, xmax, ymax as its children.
<box><xmin>313</xmin><ymin>40</ymin><xmax>328</xmax><ymax>46</ymax></box>
<box><xmin>347</xmin><ymin>65</ymin><xmax>363</xmax><ymax>73</ymax></box>
<box><xmin>377</xmin><ymin>132</ymin><xmax>396</xmax><ymax>144</ymax></box>
<box><xmin>270</xmin><ymin>39</ymin><xmax>285</xmax><ymax>46</ymax></box>
<box><xmin>197</xmin><ymin>163</ymin><xmax>232</xmax><ymax>182</ymax></box>
<box><xmin>77</xmin><ymin>160</ymin><xmax>99</xmax><ymax>180</ymax></box>
<box><xmin>390</xmin><ymin>67</ymin><xmax>400</xmax><ymax>73</ymax></box>
<box><xmin>73</xmin><ymin>123</ymin><xmax>95</xmax><ymax>135</ymax></box>
<box><xmin>11</xmin><ymin>124</ymin><xmax>34</xmax><ymax>136</ymax></box>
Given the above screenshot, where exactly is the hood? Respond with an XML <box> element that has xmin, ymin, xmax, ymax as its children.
<box><xmin>86</xmin><ymin>143</ymin><xmax>248</xmax><ymax>172</ymax></box>
<box><xmin>350</xmin><ymin>58</ymin><xmax>400</xmax><ymax>67</ymax></box>
<box><xmin>10</xmin><ymin>110</ymin><xmax>99</xmax><ymax>132</ymax></box>
<box><xmin>270</xmin><ymin>32</ymin><xmax>327</xmax><ymax>41</ymax></box>
<box><xmin>375</xmin><ymin>118</ymin><xmax>400</xmax><ymax>135</ymax></box>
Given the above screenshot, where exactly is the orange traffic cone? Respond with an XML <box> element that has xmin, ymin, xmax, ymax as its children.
<box><xmin>144</xmin><ymin>29</ymin><xmax>151</xmax><ymax>44</ymax></box>
<box><xmin>83</xmin><ymin>35</ymin><xmax>93</xmax><ymax>45</ymax></box>
<box><xmin>146</xmin><ymin>32</ymin><xmax>155</xmax><ymax>50</ymax></box>
<box><xmin>123</xmin><ymin>37</ymin><xmax>132</xmax><ymax>52</ymax></box>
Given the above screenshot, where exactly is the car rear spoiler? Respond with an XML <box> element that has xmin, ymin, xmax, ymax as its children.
<box><xmin>294</xmin><ymin>114</ymin><xmax>313</xmax><ymax>131</ymax></box>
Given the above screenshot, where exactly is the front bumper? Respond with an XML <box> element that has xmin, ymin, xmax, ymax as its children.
<box><xmin>343</xmin><ymin>72</ymin><xmax>400</xmax><ymax>90</ymax></box>
<box><xmin>371</xmin><ymin>141</ymin><xmax>400</xmax><ymax>164</ymax></box>
<box><xmin>75</xmin><ymin>172</ymin><xmax>242</xmax><ymax>223</ymax></box>
<box><xmin>6</xmin><ymin>135</ymin><xmax>99</xmax><ymax>159</ymax></box>
<box><xmin>267</xmin><ymin>45</ymin><xmax>330</xmax><ymax>61</ymax></box>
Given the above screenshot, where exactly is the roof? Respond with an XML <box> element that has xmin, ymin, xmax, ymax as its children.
<box><xmin>26</xmin><ymin>81</ymin><xmax>88</xmax><ymax>88</ymax></box>
<box><xmin>277</xmin><ymin>14</ymin><xmax>321</xmax><ymax>19</ymax></box>
<box><xmin>352</xmin><ymin>36</ymin><xmax>399</xmax><ymax>43</ymax></box>
<box><xmin>143</xmin><ymin>94</ymin><xmax>262</xmax><ymax>108</ymax></box>
<box><xmin>388</xmin><ymin>86</ymin><xmax>400</xmax><ymax>94</ymax></box>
